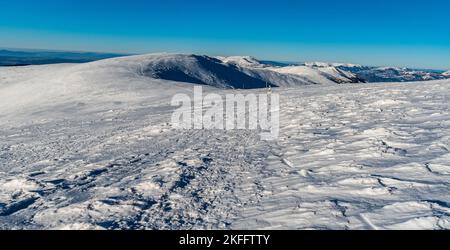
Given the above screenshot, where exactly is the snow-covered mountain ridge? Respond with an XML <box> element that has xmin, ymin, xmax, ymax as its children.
<box><xmin>139</xmin><ymin>54</ymin><xmax>366</xmax><ymax>87</ymax></box>
<box><xmin>0</xmin><ymin>53</ymin><xmax>365</xmax><ymax>92</ymax></box>
<box><xmin>301</xmin><ymin>61</ymin><xmax>449</xmax><ymax>82</ymax></box>
<box><xmin>3</xmin><ymin>53</ymin><xmax>446</xmax><ymax>91</ymax></box>
<box><xmin>217</xmin><ymin>56</ymin><xmax>449</xmax><ymax>83</ymax></box>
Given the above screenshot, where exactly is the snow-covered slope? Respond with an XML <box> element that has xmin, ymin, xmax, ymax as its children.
<box><xmin>138</xmin><ymin>54</ymin><xmax>277</xmax><ymax>89</ymax></box>
<box><xmin>0</xmin><ymin>54</ymin><xmax>213</xmax><ymax>121</ymax></box>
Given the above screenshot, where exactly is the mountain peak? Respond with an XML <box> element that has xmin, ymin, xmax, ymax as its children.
<box><xmin>216</xmin><ymin>56</ymin><xmax>264</xmax><ymax>68</ymax></box>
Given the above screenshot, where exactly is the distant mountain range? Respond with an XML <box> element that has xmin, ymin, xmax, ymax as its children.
<box><xmin>220</xmin><ymin>56</ymin><xmax>449</xmax><ymax>84</ymax></box>
<box><xmin>333</xmin><ymin>64</ymin><xmax>448</xmax><ymax>83</ymax></box>
<box><xmin>0</xmin><ymin>49</ymin><xmax>126</xmax><ymax>66</ymax></box>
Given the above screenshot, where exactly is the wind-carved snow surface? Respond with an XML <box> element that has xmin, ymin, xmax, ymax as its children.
<box><xmin>0</xmin><ymin>54</ymin><xmax>449</xmax><ymax>230</ymax></box>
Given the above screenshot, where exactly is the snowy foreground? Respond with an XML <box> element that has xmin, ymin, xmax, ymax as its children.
<box><xmin>1</xmin><ymin>55</ymin><xmax>450</xmax><ymax>230</ymax></box>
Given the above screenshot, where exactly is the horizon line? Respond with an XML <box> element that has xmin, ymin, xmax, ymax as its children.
<box><xmin>0</xmin><ymin>46</ymin><xmax>448</xmax><ymax>71</ymax></box>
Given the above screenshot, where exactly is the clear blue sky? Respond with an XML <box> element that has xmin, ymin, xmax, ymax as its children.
<box><xmin>0</xmin><ymin>0</ymin><xmax>449</xmax><ymax>69</ymax></box>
